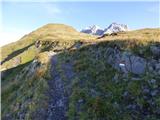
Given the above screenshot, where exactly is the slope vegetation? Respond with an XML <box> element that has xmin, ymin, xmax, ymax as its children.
<box><xmin>1</xmin><ymin>24</ymin><xmax>160</xmax><ymax>120</ymax></box>
<box><xmin>1</xmin><ymin>24</ymin><xmax>95</xmax><ymax>70</ymax></box>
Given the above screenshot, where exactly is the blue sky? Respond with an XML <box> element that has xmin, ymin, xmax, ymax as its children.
<box><xmin>0</xmin><ymin>0</ymin><xmax>160</xmax><ymax>46</ymax></box>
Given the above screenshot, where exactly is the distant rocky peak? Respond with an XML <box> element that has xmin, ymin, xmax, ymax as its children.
<box><xmin>110</xmin><ymin>22</ymin><xmax>128</xmax><ymax>29</ymax></box>
<box><xmin>81</xmin><ymin>25</ymin><xmax>104</xmax><ymax>35</ymax></box>
<box><xmin>88</xmin><ymin>25</ymin><xmax>100</xmax><ymax>30</ymax></box>
<box><xmin>104</xmin><ymin>23</ymin><xmax>128</xmax><ymax>34</ymax></box>
<box><xmin>81</xmin><ymin>23</ymin><xmax>129</xmax><ymax>36</ymax></box>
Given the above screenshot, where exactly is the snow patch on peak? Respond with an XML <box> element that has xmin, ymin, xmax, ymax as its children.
<box><xmin>81</xmin><ymin>25</ymin><xmax>104</xmax><ymax>35</ymax></box>
<box><xmin>81</xmin><ymin>23</ymin><xmax>129</xmax><ymax>36</ymax></box>
<box><xmin>104</xmin><ymin>23</ymin><xmax>128</xmax><ymax>34</ymax></box>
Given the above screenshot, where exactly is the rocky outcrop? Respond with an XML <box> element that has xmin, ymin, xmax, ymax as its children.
<box><xmin>150</xmin><ymin>45</ymin><xmax>160</xmax><ymax>59</ymax></box>
<box><xmin>105</xmin><ymin>47</ymin><xmax>160</xmax><ymax>75</ymax></box>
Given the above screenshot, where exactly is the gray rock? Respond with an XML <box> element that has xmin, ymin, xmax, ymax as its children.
<box><xmin>131</xmin><ymin>77</ymin><xmax>141</xmax><ymax>81</ymax></box>
<box><xmin>120</xmin><ymin>53</ymin><xmax>146</xmax><ymax>74</ymax></box>
<box><xmin>147</xmin><ymin>60</ymin><xmax>157</xmax><ymax>72</ymax></box>
<box><xmin>126</xmin><ymin>104</ymin><xmax>137</xmax><ymax>110</ymax></box>
<box><xmin>156</xmin><ymin>63</ymin><xmax>160</xmax><ymax>70</ymax></box>
<box><xmin>57</xmin><ymin>99</ymin><xmax>64</xmax><ymax>107</ymax></box>
<box><xmin>105</xmin><ymin>48</ymin><xmax>122</xmax><ymax>71</ymax></box>
<box><xmin>112</xmin><ymin>74</ymin><xmax>119</xmax><ymax>83</ymax></box>
<box><xmin>78</xmin><ymin>99</ymin><xmax>84</xmax><ymax>103</ymax></box>
<box><xmin>105</xmin><ymin>47</ymin><xmax>160</xmax><ymax>75</ymax></box>
<box><xmin>106</xmin><ymin>48</ymin><xmax>146</xmax><ymax>74</ymax></box>
<box><xmin>148</xmin><ymin>66</ymin><xmax>154</xmax><ymax>72</ymax></box>
<box><xmin>149</xmin><ymin>79</ymin><xmax>156</xmax><ymax>84</ymax></box>
<box><xmin>143</xmin><ymin>88</ymin><xmax>150</xmax><ymax>94</ymax></box>
<box><xmin>90</xmin><ymin>89</ymin><xmax>99</xmax><ymax>97</ymax></box>
<box><xmin>151</xmin><ymin>90</ymin><xmax>158</xmax><ymax>96</ymax></box>
<box><xmin>150</xmin><ymin>45</ymin><xmax>160</xmax><ymax>56</ymax></box>
<box><xmin>74</xmin><ymin>42</ymin><xmax>83</xmax><ymax>49</ymax></box>
<box><xmin>123</xmin><ymin>91</ymin><xmax>129</xmax><ymax>97</ymax></box>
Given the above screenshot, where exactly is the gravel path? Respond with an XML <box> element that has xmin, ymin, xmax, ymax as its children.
<box><xmin>46</xmin><ymin>54</ymin><xmax>74</xmax><ymax>120</ymax></box>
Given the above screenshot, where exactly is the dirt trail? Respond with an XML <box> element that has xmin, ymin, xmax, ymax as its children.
<box><xmin>46</xmin><ymin>55</ymin><xmax>74</xmax><ymax>120</ymax></box>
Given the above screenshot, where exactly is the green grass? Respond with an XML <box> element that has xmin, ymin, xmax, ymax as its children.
<box><xmin>1</xmin><ymin>24</ymin><xmax>160</xmax><ymax>120</ymax></box>
<box><xmin>0</xmin><ymin>24</ymin><xmax>95</xmax><ymax>70</ymax></box>
<box><xmin>1</xmin><ymin>57</ymin><xmax>51</xmax><ymax>119</ymax></box>
<box><xmin>57</xmin><ymin>38</ymin><xmax>160</xmax><ymax>119</ymax></box>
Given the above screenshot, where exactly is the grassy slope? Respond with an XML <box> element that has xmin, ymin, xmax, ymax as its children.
<box><xmin>53</xmin><ymin>28</ymin><xmax>160</xmax><ymax>119</ymax></box>
<box><xmin>1</xmin><ymin>24</ymin><xmax>160</xmax><ymax>119</ymax></box>
<box><xmin>59</xmin><ymin>43</ymin><xmax>160</xmax><ymax>120</ymax></box>
<box><xmin>1</xmin><ymin>24</ymin><xmax>95</xmax><ymax>119</ymax></box>
<box><xmin>1</xmin><ymin>52</ymin><xmax>56</xmax><ymax>120</ymax></box>
<box><xmin>0</xmin><ymin>23</ymin><xmax>95</xmax><ymax>70</ymax></box>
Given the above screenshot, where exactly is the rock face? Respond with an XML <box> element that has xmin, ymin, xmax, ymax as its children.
<box><xmin>81</xmin><ymin>23</ymin><xmax>128</xmax><ymax>36</ymax></box>
<box><xmin>81</xmin><ymin>25</ymin><xmax>103</xmax><ymax>35</ymax></box>
<box><xmin>103</xmin><ymin>23</ymin><xmax>128</xmax><ymax>35</ymax></box>
<box><xmin>120</xmin><ymin>52</ymin><xmax>146</xmax><ymax>74</ymax></box>
<box><xmin>150</xmin><ymin>45</ymin><xmax>160</xmax><ymax>59</ymax></box>
<box><xmin>105</xmin><ymin>47</ymin><xmax>160</xmax><ymax>75</ymax></box>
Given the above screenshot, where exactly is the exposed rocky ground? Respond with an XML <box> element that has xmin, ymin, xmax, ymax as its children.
<box><xmin>46</xmin><ymin>53</ymin><xmax>75</xmax><ymax>120</ymax></box>
<box><xmin>63</xmin><ymin>42</ymin><xmax>160</xmax><ymax>120</ymax></box>
<box><xmin>47</xmin><ymin>55</ymin><xmax>68</xmax><ymax>120</ymax></box>
<box><xmin>106</xmin><ymin>46</ymin><xmax>160</xmax><ymax>75</ymax></box>
<box><xmin>1</xmin><ymin>24</ymin><xmax>160</xmax><ymax>120</ymax></box>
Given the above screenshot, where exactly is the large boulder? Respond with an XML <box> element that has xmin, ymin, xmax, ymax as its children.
<box><xmin>150</xmin><ymin>45</ymin><xmax>160</xmax><ymax>56</ymax></box>
<box><xmin>150</xmin><ymin>45</ymin><xmax>160</xmax><ymax>59</ymax></box>
<box><xmin>105</xmin><ymin>47</ymin><xmax>121</xmax><ymax>69</ymax></box>
<box><xmin>120</xmin><ymin>52</ymin><xmax>146</xmax><ymax>74</ymax></box>
<box><xmin>105</xmin><ymin>48</ymin><xmax>146</xmax><ymax>75</ymax></box>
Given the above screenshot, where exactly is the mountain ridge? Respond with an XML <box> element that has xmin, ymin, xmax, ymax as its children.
<box><xmin>81</xmin><ymin>22</ymin><xmax>128</xmax><ymax>35</ymax></box>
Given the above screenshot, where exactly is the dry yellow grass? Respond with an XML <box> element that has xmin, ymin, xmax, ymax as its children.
<box><xmin>1</xmin><ymin>24</ymin><xmax>159</xmax><ymax>71</ymax></box>
<box><xmin>0</xmin><ymin>24</ymin><xmax>96</xmax><ymax>71</ymax></box>
<box><xmin>80</xmin><ymin>28</ymin><xmax>160</xmax><ymax>51</ymax></box>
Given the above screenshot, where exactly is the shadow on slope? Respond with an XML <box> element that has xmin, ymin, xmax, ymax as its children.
<box><xmin>1</xmin><ymin>58</ymin><xmax>50</xmax><ymax>120</ymax></box>
<box><xmin>55</xmin><ymin>39</ymin><xmax>160</xmax><ymax>120</ymax></box>
<box><xmin>1</xmin><ymin>43</ymin><xmax>35</xmax><ymax>65</ymax></box>
<box><xmin>2</xmin><ymin>39</ymin><xmax>160</xmax><ymax>120</ymax></box>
